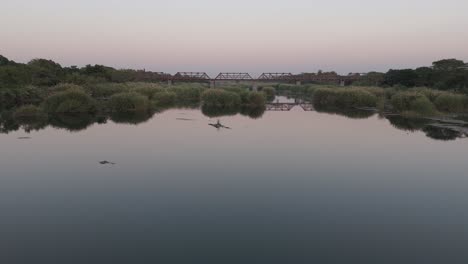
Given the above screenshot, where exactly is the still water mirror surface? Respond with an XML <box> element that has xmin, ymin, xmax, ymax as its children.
<box><xmin>1</xmin><ymin>104</ymin><xmax>468</xmax><ymax>263</ymax></box>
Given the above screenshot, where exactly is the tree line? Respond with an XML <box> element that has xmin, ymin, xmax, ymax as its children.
<box><xmin>0</xmin><ymin>55</ymin><xmax>168</xmax><ymax>88</ymax></box>
<box><xmin>355</xmin><ymin>59</ymin><xmax>468</xmax><ymax>93</ymax></box>
<box><xmin>1</xmin><ymin>55</ymin><xmax>467</xmax><ymax>93</ymax></box>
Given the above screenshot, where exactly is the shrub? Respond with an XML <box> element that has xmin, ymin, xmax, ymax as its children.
<box><xmin>313</xmin><ymin>87</ymin><xmax>378</xmax><ymax>108</ymax></box>
<box><xmin>0</xmin><ymin>86</ymin><xmax>44</xmax><ymax>109</ymax></box>
<box><xmin>411</xmin><ymin>87</ymin><xmax>444</xmax><ymax>102</ymax></box>
<box><xmin>107</xmin><ymin>92</ymin><xmax>149</xmax><ymax>113</ymax></box>
<box><xmin>434</xmin><ymin>93</ymin><xmax>468</xmax><ymax>113</ymax></box>
<box><xmin>49</xmin><ymin>83</ymin><xmax>85</xmax><ymax>93</ymax></box>
<box><xmin>201</xmin><ymin>89</ymin><xmax>241</xmax><ymax>108</ymax></box>
<box><xmin>43</xmin><ymin>89</ymin><xmax>97</xmax><ymax>113</ymax></box>
<box><xmin>220</xmin><ymin>87</ymin><xmax>245</xmax><ymax>94</ymax></box>
<box><xmin>390</xmin><ymin>91</ymin><xmax>436</xmax><ymax>116</ymax></box>
<box><xmin>276</xmin><ymin>84</ymin><xmax>306</xmax><ymax>93</ymax></box>
<box><xmin>244</xmin><ymin>92</ymin><xmax>266</xmax><ymax>107</ymax></box>
<box><xmin>13</xmin><ymin>105</ymin><xmax>45</xmax><ymax>118</ymax></box>
<box><xmin>129</xmin><ymin>83</ymin><xmax>165</xmax><ymax>100</ymax></box>
<box><xmin>359</xmin><ymin>86</ymin><xmax>386</xmax><ymax>98</ymax></box>
<box><xmin>172</xmin><ymin>86</ymin><xmax>205</xmax><ymax>105</ymax></box>
<box><xmin>86</xmin><ymin>83</ymin><xmax>129</xmax><ymax>98</ymax></box>
<box><xmin>153</xmin><ymin>91</ymin><xmax>177</xmax><ymax>107</ymax></box>
<box><xmin>261</xmin><ymin>87</ymin><xmax>276</xmax><ymax>101</ymax></box>
<box><xmin>409</xmin><ymin>97</ymin><xmax>437</xmax><ymax>116</ymax></box>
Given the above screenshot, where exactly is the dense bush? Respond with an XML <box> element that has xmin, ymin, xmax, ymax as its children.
<box><xmin>172</xmin><ymin>86</ymin><xmax>205</xmax><ymax>104</ymax></box>
<box><xmin>86</xmin><ymin>83</ymin><xmax>129</xmax><ymax>98</ymax></box>
<box><xmin>129</xmin><ymin>83</ymin><xmax>165</xmax><ymax>100</ymax></box>
<box><xmin>433</xmin><ymin>93</ymin><xmax>467</xmax><ymax>113</ymax></box>
<box><xmin>13</xmin><ymin>105</ymin><xmax>45</xmax><ymax>118</ymax></box>
<box><xmin>48</xmin><ymin>83</ymin><xmax>85</xmax><ymax>93</ymax></box>
<box><xmin>261</xmin><ymin>87</ymin><xmax>276</xmax><ymax>101</ymax></box>
<box><xmin>243</xmin><ymin>92</ymin><xmax>266</xmax><ymax>107</ymax></box>
<box><xmin>201</xmin><ymin>89</ymin><xmax>241</xmax><ymax>108</ymax></box>
<box><xmin>410</xmin><ymin>87</ymin><xmax>444</xmax><ymax>102</ymax></box>
<box><xmin>153</xmin><ymin>91</ymin><xmax>177</xmax><ymax>107</ymax></box>
<box><xmin>390</xmin><ymin>92</ymin><xmax>436</xmax><ymax>116</ymax></box>
<box><xmin>0</xmin><ymin>86</ymin><xmax>44</xmax><ymax>109</ymax></box>
<box><xmin>43</xmin><ymin>89</ymin><xmax>97</xmax><ymax>113</ymax></box>
<box><xmin>313</xmin><ymin>88</ymin><xmax>378</xmax><ymax>108</ymax></box>
<box><xmin>220</xmin><ymin>87</ymin><xmax>246</xmax><ymax>94</ymax></box>
<box><xmin>107</xmin><ymin>92</ymin><xmax>149</xmax><ymax>112</ymax></box>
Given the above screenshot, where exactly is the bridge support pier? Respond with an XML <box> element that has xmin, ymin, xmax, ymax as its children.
<box><xmin>340</xmin><ymin>80</ymin><xmax>345</xmax><ymax>87</ymax></box>
<box><xmin>210</xmin><ymin>80</ymin><xmax>216</xmax><ymax>89</ymax></box>
<box><xmin>168</xmin><ymin>80</ymin><xmax>172</xmax><ymax>86</ymax></box>
<box><xmin>296</xmin><ymin>81</ymin><xmax>302</xmax><ymax>86</ymax></box>
<box><xmin>252</xmin><ymin>82</ymin><xmax>258</xmax><ymax>91</ymax></box>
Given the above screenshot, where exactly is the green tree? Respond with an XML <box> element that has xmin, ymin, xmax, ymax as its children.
<box><xmin>384</xmin><ymin>69</ymin><xmax>418</xmax><ymax>87</ymax></box>
<box><xmin>0</xmin><ymin>55</ymin><xmax>11</xmax><ymax>66</ymax></box>
<box><xmin>28</xmin><ymin>58</ymin><xmax>63</xmax><ymax>86</ymax></box>
<box><xmin>432</xmin><ymin>59</ymin><xmax>465</xmax><ymax>71</ymax></box>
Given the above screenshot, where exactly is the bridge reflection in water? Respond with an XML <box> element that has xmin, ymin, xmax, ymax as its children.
<box><xmin>266</xmin><ymin>97</ymin><xmax>314</xmax><ymax>111</ymax></box>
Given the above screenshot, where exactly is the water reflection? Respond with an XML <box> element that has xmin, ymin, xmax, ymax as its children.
<box><xmin>386</xmin><ymin>115</ymin><xmax>429</xmax><ymax>132</ymax></box>
<box><xmin>202</xmin><ymin>105</ymin><xmax>266</xmax><ymax>119</ymax></box>
<box><xmin>240</xmin><ymin>106</ymin><xmax>266</xmax><ymax>119</ymax></box>
<box><xmin>385</xmin><ymin>115</ymin><xmax>468</xmax><ymax>141</ymax></box>
<box><xmin>314</xmin><ymin>105</ymin><xmax>376</xmax><ymax>119</ymax></box>
<box><xmin>110</xmin><ymin>112</ymin><xmax>155</xmax><ymax>125</ymax></box>
<box><xmin>48</xmin><ymin>114</ymin><xmax>100</xmax><ymax>132</ymax></box>
<box><xmin>1</xmin><ymin>102</ymin><xmax>467</xmax><ymax>141</ymax></box>
<box><xmin>201</xmin><ymin>105</ymin><xmax>239</xmax><ymax>118</ymax></box>
<box><xmin>422</xmin><ymin>125</ymin><xmax>465</xmax><ymax>141</ymax></box>
<box><xmin>2</xmin><ymin>105</ymin><xmax>468</xmax><ymax>263</ymax></box>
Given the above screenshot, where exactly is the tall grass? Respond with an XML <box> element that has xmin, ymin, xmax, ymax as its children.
<box><xmin>261</xmin><ymin>86</ymin><xmax>276</xmax><ymax>101</ymax></box>
<box><xmin>434</xmin><ymin>93</ymin><xmax>467</xmax><ymax>113</ymax></box>
<box><xmin>171</xmin><ymin>86</ymin><xmax>206</xmax><ymax>105</ymax></box>
<box><xmin>201</xmin><ymin>89</ymin><xmax>241</xmax><ymax>108</ymax></box>
<box><xmin>128</xmin><ymin>82</ymin><xmax>165</xmax><ymax>100</ymax></box>
<box><xmin>43</xmin><ymin>89</ymin><xmax>97</xmax><ymax>113</ymax></box>
<box><xmin>85</xmin><ymin>83</ymin><xmax>129</xmax><ymax>98</ymax></box>
<box><xmin>313</xmin><ymin>87</ymin><xmax>378</xmax><ymax>108</ymax></box>
<box><xmin>153</xmin><ymin>91</ymin><xmax>177</xmax><ymax>107</ymax></box>
<box><xmin>48</xmin><ymin>83</ymin><xmax>85</xmax><ymax>93</ymax></box>
<box><xmin>390</xmin><ymin>91</ymin><xmax>437</xmax><ymax>116</ymax></box>
<box><xmin>107</xmin><ymin>92</ymin><xmax>149</xmax><ymax>113</ymax></box>
<box><xmin>13</xmin><ymin>105</ymin><xmax>45</xmax><ymax>118</ymax></box>
<box><xmin>243</xmin><ymin>92</ymin><xmax>266</xmax><ymax>107</ymax></box>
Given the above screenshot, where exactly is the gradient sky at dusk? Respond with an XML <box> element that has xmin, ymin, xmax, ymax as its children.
<box><xmin>2</xmin><ymin>0</ymin><xmax>468</xmax><ymax>75</ymax></box>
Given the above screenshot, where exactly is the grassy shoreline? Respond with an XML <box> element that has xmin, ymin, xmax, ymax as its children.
<box><xmin>2</xmin><ymin>82</ymin><xmax>468</xmax><ymax>133</ymax></box>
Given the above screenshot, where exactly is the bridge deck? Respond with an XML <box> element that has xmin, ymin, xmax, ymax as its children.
<box><xmin>156</xmin><ymin>72</ymin><xmax>361</xmax><ymax>83</ymax></box>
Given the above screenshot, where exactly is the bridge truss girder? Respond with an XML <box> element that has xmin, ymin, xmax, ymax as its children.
<box><xmin>258</xmin><ymin>73</ymin><xmax>294</xmax><ymax>81</ymax></box>
<box><xmin>215</xmin><ymin>73</ymin><xmax>253</xmax><ymax>81</ymax></box>
<box><xmin>173</xmin><ymin>72</ymin><xmax>211</xmax><ymax>81</ymax></box>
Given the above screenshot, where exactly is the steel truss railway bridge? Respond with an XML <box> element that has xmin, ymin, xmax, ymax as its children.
<box><xmin>154</xmin><ymin>72</ymin><xmax>360</xmax><ymax>87</ymax></box>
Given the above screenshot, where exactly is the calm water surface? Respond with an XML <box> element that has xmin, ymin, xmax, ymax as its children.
<box><xmin>1</xmin><ymin>107</ymin><xmax>468</xmax><ymax>263</ymax></box>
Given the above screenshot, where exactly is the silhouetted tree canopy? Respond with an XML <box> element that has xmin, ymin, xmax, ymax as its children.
<box><xmin>1</xmin><ymin>54</ymin><xmax>468</xmax><ymax>94</ymax></box>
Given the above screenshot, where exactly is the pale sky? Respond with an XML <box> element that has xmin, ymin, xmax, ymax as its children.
<box><xmin>1</xmin><ymin>0</ymin><xmax>468</xmax><ymax>75</ymax></box>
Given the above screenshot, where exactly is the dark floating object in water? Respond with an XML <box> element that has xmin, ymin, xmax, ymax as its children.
<box><xmin>99</xmin><ymin>161</ymin><xmax>116</xmax><ymax>165</ymax></box>
<box><xmin>209</xmin><ymin>120</ymin><xmax>231</xmax><ymax>130</ymax></box>
<box><xmin>176</xmin><ymin>118</ymin><xmax>195</xmax><ymax>121</ymax></box>
<box><xmin>18</xmin><ymin>137</ymin><xmax>31</xmax><ymax>139</ymax></box>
